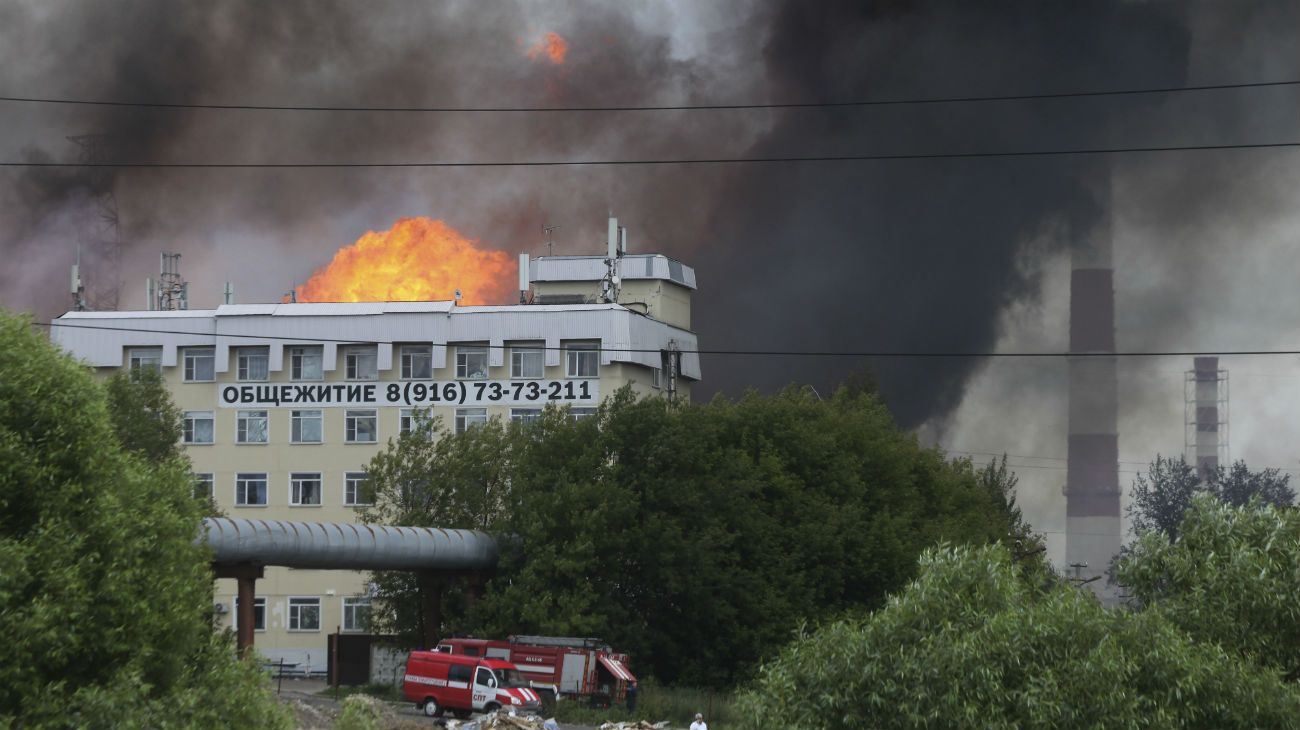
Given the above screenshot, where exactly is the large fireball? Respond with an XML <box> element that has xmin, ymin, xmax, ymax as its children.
<box><xmin>526</xmin><ymin>31</ymin><xmax>568</xmax><ymax>65</ymax></box>
<box><xmin>294</xmin><ymin>217</ymin><xmax>514</xmax><ymax>305</ymax></box>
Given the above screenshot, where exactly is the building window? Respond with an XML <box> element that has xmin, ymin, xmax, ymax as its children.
<box><xmin>566</xmin><ymin>344</ymin><xmax>599</xmax><ymax>378</ymax></box>
<box><xmin>345</xmin><ymin>346</ymin><xmax>378</xmax><ymax>381</ymax></box>
<box><xmin>236</xmin><ymin>347</ymin><xmax>269</xmax><ymax>382</ymax></box>
<box><xmin>510</xmin><ymin>408</ymin><xmax>542</xmax><ymax>425</ymax></box>
<box><xmin>455</xmin><ymin>408</ymin><xmax>488</xmax><ymax>434</ymax></box>
<box><xmin>183</xmin><ymin>347</ymin><xmax>215</xmax><ymax>382</ymax></box>
<box><xmin>651</xmin><ymin>367</ymin><xmax>661</xmax><ymax>389</ymax></box>
<box><xmin>345</xmin><ymin>472</ymin><xmax>371</xmax><ymax>506</ymax></box>
<box><xmin>291</xmin><ymin>409</ymin><xmax>323</xmax><ymax>443</ymax></box>
<box><xmin>236</xmin><ymin>410</ymin><xmax>268</xmax><ymax>443</ymax></box>
<box><xmin>401</xmin><ymin>345</ymin><xmax>432</xmax><ymax>380</ymax></box>
<box><xmin>456</xmin><ymin>346</ymin><xmax>489</xmax><ymax>379</ymax></box>
<box><xmin>569</xmin><ymin>407</ymin><xmax>597</xmax><ymax>422</ymax></box>
<box><xmin>235</xmin><ymin>473</ymin><xmax>268</xmax><ymax>506</ymax></box>
<box><xmin>290</xmin><ymin>472</ymin><xmax>322</xmax><ymax>506</ymax></box>
<box><xmin>193</xmin><ymin>473</ymin><xmax>214</xmax><ymax>500</ymax></box>
<box><xmin>346</xmin><ymin>409</ymin><xmax>378</xmax><ymax>443</ymax></box>
<box><xmin>288</xmin><ymin>597</ymin><xmax>321</xmax><ymax>631</ymax></box>
<box><xmin>183</xmin><ymin>411</ymin><xmax>215</xmax><ymax>444</ymax></box>
<box><xmin>511</xmin><ymin>347</ymin><xmax>544</xmax><ymax>379</ymax></box>
<box><xmin>400</xmin><ymin>407</ymin><xmax>432</xmax><ymax>436</ymax></box>
<box><xmin>342</xmin><ymin>597</ymin><xmax>372</xmax><ymax>632</ymax></box>
<box><xmin>290</xmin><ymin>346</ymin><xmax>323</xmax><ymax>381</ymax></box>
<box><xmin>234</xmin><ymin>596</ymin><xmax>266</xmax><ymax>632</ymax></box>
<box><xmin>128</xmin><ymin>347</ymin><xmax>162</xmax><ymax>372</ymax></box>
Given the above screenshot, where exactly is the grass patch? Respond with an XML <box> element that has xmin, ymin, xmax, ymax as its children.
<box><xmin>551</xmin><ymin>684</ymin><xmax>736</xmax><ymax>728</ymax></box>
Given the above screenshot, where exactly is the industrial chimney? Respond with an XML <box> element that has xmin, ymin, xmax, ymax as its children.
<box><xmin>1064</xmin><ymin>179</ymin><xmax>1121</xmax><ymax>599</ymax></box>
<box><xmin>1186</xmin><ymin>357</ymin><xmax>1228</xmax><ymax>481</ymax></box>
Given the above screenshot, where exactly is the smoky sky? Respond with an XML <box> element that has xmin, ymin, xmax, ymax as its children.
<box><xmin>1</xmin><ymin>1</ymin><xmax>1297</xmax><ymax>429</ymax></box>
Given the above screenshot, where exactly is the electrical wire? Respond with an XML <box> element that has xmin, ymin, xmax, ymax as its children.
<box><xmin>32</xmin><ymin>319</ymin><xmax>1300</xmax><ymax>358</ymax></box>
<box><xmin>2</xmin><ymin>79</ymin><xmax>1296</xmax><ymax>113</ymax></box>
<box><xmin>3</xmin><ymin>140</ymin><xmax>1298</xmax><ymax>169</ymax></box>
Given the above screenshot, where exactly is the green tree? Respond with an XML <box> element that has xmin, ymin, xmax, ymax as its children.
<box><xmin>0</xmin><ymin>312</ymin><xmax>290</xmax><ymax>728</ymax></box>
<box><xmin>358</xmin><ymin>411</ymin><xmax>514</xmax><ymax>645</ymax></box>
<box><xmin>363</xmin><ymin>386</ymin><xmax>1029</xmax><ymax>686</ymax></box>
<box><xmin>104</xmin><ymin>365</ymin><xmax>184</xmax><ymax>463</ymax></box>
<box><xmin>1128</xmin><ymin>455</ymin><xmax>1293</xmax><ymax>541</ymax></box>
<box><xmin>1117</xmin><ymin>495</ymin><xmax>1300</xmax><ymax>680</ymax></box>
<box><xmin>738</xmin><ymin>543</ymin><xmax>1300</xmax><ymax>729</ymax></box>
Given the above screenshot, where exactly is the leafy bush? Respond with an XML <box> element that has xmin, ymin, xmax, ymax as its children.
<box><xmin>0</xmin><ymin>312</ymin><xmax>290</xmax><ymax>728</ymax></box>
<box><xmin>737</xmin><ymin>543</ymin><xmax>1300</xmax><ymax>729</ymax></box>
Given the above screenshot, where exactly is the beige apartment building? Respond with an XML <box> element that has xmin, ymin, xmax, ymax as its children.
<box><xmin>51</xmin><ymin>252</ymin><xmax>699</xmax><ymax>672</ymax></box>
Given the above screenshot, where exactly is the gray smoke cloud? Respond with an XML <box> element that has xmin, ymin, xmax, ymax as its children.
<box><xmin>1</xmin><ymin>0</ymin><xmax>1297</xmax><ymax>444</ymax></box>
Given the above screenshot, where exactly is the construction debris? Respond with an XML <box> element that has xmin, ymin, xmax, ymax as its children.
<box><xmin>439</xmin><ymin>711</ymin><xmax>678</xmax><ymax>730</ymax></box>
<box><xmin>441</xmin><ymin>711</ymin><xmax>553</xmax><ymax>730</ymax></box>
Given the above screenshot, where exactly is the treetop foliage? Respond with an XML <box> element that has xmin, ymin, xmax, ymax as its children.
<box><xmin>104</xmin><ymin>365</ymin><xmax>185</xmax><ymax>464</ymax></box>
<box><xmin>0</xmin><ymin>312</ymin><xmax>289</xmax><ymax>728</ymax></box>
<box><xmin>1118</xmin><ymin>495</ymin><xmax>1300</xmax><ymax>682</ymax></box>
<box><xmin>1128</xmin><ymin>455</ymin><xmax>1293</xmax><ymax>541</ymax></box>
<box><xmin>738</xmin><ymin>541</ymin><xmax>1300</xmax><ymax>729</ymax></box>
<box><xmin>362</xmin><ymin>385</ymin><xmax>1028</xmax><ymax>686</ymax></box>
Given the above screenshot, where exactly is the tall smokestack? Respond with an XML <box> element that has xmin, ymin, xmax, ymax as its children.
<box><xmin>1065</xmin><ymin>175</ymin><xmax>1121</xmax><ymax>599</ymax></box>
<box><xmin>1186</xmin><ymin>357</ymin><xmax>1227</xmax><ymax>481</ymax></box>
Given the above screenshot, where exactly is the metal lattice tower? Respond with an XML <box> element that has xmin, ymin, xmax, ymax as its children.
<box><xmin>67</xmin><ymin>134</ymin><xmax>124</xmax><ymax>311</ymax></box>
<box><xmin>1185</xmin><ymin>357</ymin><xmax>1228</xmax><ymax>481</ymax></box>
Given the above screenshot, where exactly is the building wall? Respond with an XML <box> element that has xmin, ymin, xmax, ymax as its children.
<box><xmin>57</xmin><ymin>302</ymin><xmax>697</xmax><ymax>673</ymax></box>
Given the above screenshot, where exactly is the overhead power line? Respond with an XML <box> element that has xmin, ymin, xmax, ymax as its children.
<box><xmin>35</xmin><ymin>320</ymin><xmax>1300</xmax><ymax>358</ymax></box>
<box><xmin>3</xmin><ymin>140</ymin><xmax>1298</xmax><ymax>169</ymax></box>
<box><xmin>1</xmin><ymin>79</ymin><xmax>1296</xmax><ymax>113</ymax></box>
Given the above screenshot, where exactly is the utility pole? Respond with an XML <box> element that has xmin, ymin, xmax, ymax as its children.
<box><xmin>1067</xmin><ymin>561</ymin><xmax>1100</xmax><ymax>587</ymax></box>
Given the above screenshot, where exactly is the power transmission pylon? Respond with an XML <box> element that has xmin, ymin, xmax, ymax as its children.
<box><xmin>67</xmin><ymin>134</ymin><xmax>123</xmax><ymax>310</ymax></box>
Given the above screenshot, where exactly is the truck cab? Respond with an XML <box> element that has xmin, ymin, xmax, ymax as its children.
<box><xmin>403</xmin><ymin>651</ymin><xmax>542</xmax><ymax>719</ymax></box>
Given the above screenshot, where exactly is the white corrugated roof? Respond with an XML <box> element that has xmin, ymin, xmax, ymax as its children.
<box><xmin>530</xmin><ymin>254</ymin><xmax>697</xmax><ymax>290</ymax></box>
<box><xmin>59</xmin><ymin>309</ymin><xmax>216</xmax><ymax>319</ymax></box>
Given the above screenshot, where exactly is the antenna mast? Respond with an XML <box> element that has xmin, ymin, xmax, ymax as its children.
<box><xmin>543</xmin><ymin>224</ymin><xmax>559</xmax><ymax>257</ymax></box>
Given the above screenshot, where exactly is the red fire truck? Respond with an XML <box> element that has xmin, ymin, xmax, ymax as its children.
<box><xmin>435</xmin><ymin>635</ymin><xmax>636</xmax><ymax>707</ymax></box>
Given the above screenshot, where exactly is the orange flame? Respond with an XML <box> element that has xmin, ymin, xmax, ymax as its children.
<box><xmin>526</xmin><ymin>31</ymin><xmax>568</xmax><ymax>65</ymax></box>
<box><xmin>295</xmin><ymin>217</ymin><xmax>514</xmax><ymax>305</ymax></box>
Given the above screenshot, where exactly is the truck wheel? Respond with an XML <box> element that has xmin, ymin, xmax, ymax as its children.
<box><xmin>422</xmin><ymin>697</ymin><xmax>441</xmax><ymax>717</ymax></box>
<box><xmin>484</xmin><ymin>703</ymin><xmax>501</xmax><ymax>714</ymax></box>
<box><xmin>537</xmin><ymin>689</ymin><xmax>557</xmax><ymax>714</ymax></box>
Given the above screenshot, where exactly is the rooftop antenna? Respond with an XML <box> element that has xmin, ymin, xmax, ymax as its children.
<box><xmin>454</xmin><ymin>288</ymin><xmax>463</xmax><ymax>303</ymax></box>
<box><xmin>284</xmin><ymin>288</ymin><xmax>297</xmax><ymax>303</ymax></box>
<box><xmin>223</xmin><ymin>281</ymin><xmax>235</xmax><ymax>305</ymax></box>
<box><xmin>601</xmin><ymin>216</ymin><xmax>621</xmax><ymax>303</ymax></box>
<box><xmin>518</xmin><ymin>253</ymin><xmax>531</xmax><ymax>304</ymax></box>
<box><xmin>543</xmin><ymin>224</ymin><xmax>559</xmax><ymax>257</ymax></box>
<box><xmin>156</xmin><ymin>252</ymin><xmax>188</xmax><ymax>310</ymax></box>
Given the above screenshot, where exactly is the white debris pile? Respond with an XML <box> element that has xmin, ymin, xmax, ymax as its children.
<box><xmin>443</xmin><ymin>711</ymin><xmax>555</xmax><ymax>730</ymax></box>
<box><xmin>598</xmin><ymin>721</ymin><xmax>673</xmax><ymax>730</ymax></box>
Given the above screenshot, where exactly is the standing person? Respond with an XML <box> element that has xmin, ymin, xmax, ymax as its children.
<box><xmin>690</xmin><ymin>712</ymin><xmax>708</xmax><ymax>730</ymax></box>
<box><xmin>626</xmin><ymin>680</ymin><xmax>639</xmax><ymax>714</ymax></box>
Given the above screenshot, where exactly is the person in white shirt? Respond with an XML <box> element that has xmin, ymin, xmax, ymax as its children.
<box><xmin>690</xmin><ymin>712</ymin><xmax>708</xmax><ymax>730</ymax></box>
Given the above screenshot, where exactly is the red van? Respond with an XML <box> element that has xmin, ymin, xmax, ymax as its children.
<box><xmin>403</xmin><ymin>651</ymin><xmax>543</xmax><ymax>718</ymax></box>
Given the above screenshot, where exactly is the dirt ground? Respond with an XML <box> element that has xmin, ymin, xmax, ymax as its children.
<box><xmin>275</xmin><ymin>679</ymin><xmax>594</xmax><ymax>730</ymax></box>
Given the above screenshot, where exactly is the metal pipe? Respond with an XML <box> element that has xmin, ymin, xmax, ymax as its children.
<box><xmin>200</xmin><ymin>518</ymin><xmax>498</xmax><ymax>572</ymax></box>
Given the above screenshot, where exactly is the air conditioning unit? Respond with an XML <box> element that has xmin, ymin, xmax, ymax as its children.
<box><xmin>213</xmin><ymin>602</ymin><xmax>228</xmax><ymax>614</ymax></box>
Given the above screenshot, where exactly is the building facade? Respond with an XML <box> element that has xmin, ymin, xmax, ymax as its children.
<box><xmin>51</xmin><ymin>253</ymin><xmax>699</xmax><ymax>672</ymax></box>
